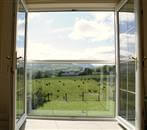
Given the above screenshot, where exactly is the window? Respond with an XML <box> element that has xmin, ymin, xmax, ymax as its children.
<box><xmin>118</xmin><ymin>0</ymin><xmax>136</xmax><ymax>125</ymax></box>
<box><xmin>16</xmin><ymin>1</ymin><xmax>26</xmax><ymax>121</ymax></box>
<box><xmin>27</xmin><ymin>11</ymin><xmax>116</xmax><ymax>117</ymax></box>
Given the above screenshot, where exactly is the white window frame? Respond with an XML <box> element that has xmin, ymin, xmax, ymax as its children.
<box><xmin>12</xmin><ymin>0</ymin><xmax>144</xmax><ymax>129</ymax></box>
<box><xmin>13</xmin><ymin>0</ymin><xmax>28</xmax><ymax>130</ymax></box>
<box><xmin>115</xmin><ymin>0</ymin><xmax>144</xmax><ymax>130</ymax></box>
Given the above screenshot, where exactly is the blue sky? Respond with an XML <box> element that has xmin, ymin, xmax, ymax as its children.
<box><xmin>26</xmin><ymin>11</ymin><xmax>116</xmax><ymax>61</ymax></box>
<box><xmin>16</xmin><ymin>11</ymin><xmax>136</xmax><ymax>62</ymax></box>
<box><xmin>16</xmin><ymin>12</ymin><xmax>26</xmax><ymax>58</ymax></box>
<box><xmin>119</xmin><ymin>12</ymin><xmax>136</xmax><ymax>59</ymax></box>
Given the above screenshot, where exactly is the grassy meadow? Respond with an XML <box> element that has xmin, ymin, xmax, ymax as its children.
<box><xmin>28</xmin><ymin>74</ymin><xmax>115</xmax><ymax>117</ymax></box>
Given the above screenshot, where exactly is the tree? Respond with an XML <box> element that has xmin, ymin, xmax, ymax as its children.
<box><xmin>44</xmin><ymin>71</ymin><xmax>52</xmax><ymax>78</ymax></box>
<box><xmin>35</xmin><ymin>71</ymin><xmax>42</xmax><ymax>79</ymax></box>
<box><xmin>96</xmin><ymin>67</ymin><xmax>101</xmax><ymax>73</ymax></box>
<box><xmin>80</xmin><ymin>68</ymin><xmax>93</xmax><ymax>75</ymax></box>
<box><xmin>57</xmin><ymin>71</ymin><xmax>64</xmax><ymax>76</ymax></box>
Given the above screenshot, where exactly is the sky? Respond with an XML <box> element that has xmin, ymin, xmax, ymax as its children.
<box><xmin>16</xmin><ymin>12</ymin><xmax>26</xmax><ymax>58</ymax></box>
<box><xmin>16</xmin><ymin>11</ymin><xmax>136</xmax><ymax>61</ymax></box>
<box><xmin>119</xmin><ymin>12</ymin><xmax>136</xmax><ymax>60</ymax></box>
<box><xmin>26</xmin><ymin>11</ymin><xmax>115</xmax><ymax>61</ymax></box>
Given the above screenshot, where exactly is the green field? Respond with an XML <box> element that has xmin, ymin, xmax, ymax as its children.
<box><xmin>28</xmin><ymin>75</ymin><xmax>115</xmax><ymax>117</ymax></box>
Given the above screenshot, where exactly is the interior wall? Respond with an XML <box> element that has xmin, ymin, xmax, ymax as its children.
<box><xmin>142</xmin><ymin>0</ymin><xmax>147</xmax><ymax>96</ymax></box>
<box><xmin>0</xmin><ymin>0</ymin><xmax>16</xmax><ymax>130</ymax></box>
<box><xmin>0</xmin><ymin>0</ymin><xmax>146</xmax><ymax>130</ymax></box>
<box><xmin>25</xmin><ymin>0</ymin><xmax>120</xmax><ymax>11</ymax></box>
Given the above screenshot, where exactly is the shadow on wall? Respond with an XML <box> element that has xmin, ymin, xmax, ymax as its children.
<box><xmin>145</xmin><ymin>96</ymin><xmax>147</xmax><ymax>129</ymax></box>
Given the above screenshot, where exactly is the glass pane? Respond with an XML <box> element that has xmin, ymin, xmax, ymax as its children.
<box><xmin>128</xmin><ymin>92</ymin><xmax>135</xmax><ymax>125</ymax></box>
<box><xmin>119</xmin><ymin>31</ymin><xmax>129</xmax><ymax>60</ymax></box>
<box><xmin>119</xmin><ymin>0</ymin><xmax>136</xmax><ymax>126</ymax></box>
<box><xmin>119</xmin><ymin>90</ymin><xmax>127</xmax><ymax>119</ymax></box>
<box><xmin>128</xmin><ymin>61</ymin><xmax>135</xmax><ymax>92</ymax></box>
<box><xmin>120</xmin><ymin>63</ymin><xmax>128</xmax><ymax>90</ymax></box>
<box><xmin>27</xmin><ymin>63</ymin><xmax>115</xmax><ymax>117</ymax></box>
<box><xmin>16</xmin><ymin>2</ymin><xmax>26</xmax><ymax>121</ymax></box>
<box><xmin>127</xmin><ymin>27</ymin><xmax>136</xmax><ymax>59</ymax></box>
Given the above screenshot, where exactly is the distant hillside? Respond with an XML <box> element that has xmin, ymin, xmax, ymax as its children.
<box><xmin>26</xmin><ymin>63</ymin><xmax>94</xmax><ymax>73</ymax></box>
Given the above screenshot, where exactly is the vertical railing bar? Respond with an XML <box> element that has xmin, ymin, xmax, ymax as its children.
<box><xmin>115</xmin><ymin>9</ymin><xmax>120</xmax><ymax>118</ymax></box>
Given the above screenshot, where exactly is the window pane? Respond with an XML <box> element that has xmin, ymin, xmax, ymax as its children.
<box><xmin>16</xmin><ymin>2</ymin><xmax>26</xmax><ymax>121</ymax></box>
<box><xmin>120</xmin><ymin>63</ymin><xmax>127</xmax><ymax>90</ymax></box>
<box><xmin>128</xmin><ymin>92</ymin><xmax>135</xmax><ymax>125</ymax></box>
<box><xmin>128</xmin><ymin>61</ymin><xmax>135</xmax><ymax>92</ymax></box>
<box><xmin>119</xmin><ymin>0</ymin><xmax>136</xmax><ymax>126</ymax></box>
<box><xmin>119</xmin><ymin>90</ymin><xmax>127</xmax><ymax>119</ymax></box>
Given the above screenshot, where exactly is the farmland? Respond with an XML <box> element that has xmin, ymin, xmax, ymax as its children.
<box><xmin>27</xmin><ymin>73</ymin><xmax>115</xmax><ymax>117</ymax></box>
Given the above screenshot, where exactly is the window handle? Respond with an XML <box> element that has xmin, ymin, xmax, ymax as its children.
<box><xmin>143</xmin><ymin>57</ymin><xmax>147</xmax><ymax>62</ymax></box>
<box><xmin>143</xmin><ymin>57</ymin><xmax>147</xmax><ymax>67</ymax></box>
<box><xmin>132</xmin><ymin>57</ymin><xmax>137</xmax><ymax>60</ymax></box>
<box><xmin>17</xmin><ymin>56</ymin><xmax>23</xmax><ymax>60</ymax></box>
<box><xmin>6</xmin><ymin>56</ymin><xmax>12</xmax><ymax>60</ymax></box>
<box><xmin>129</xmin><ymin>56</ymin><xmax>137</xmax><ymax>61</ymax></box>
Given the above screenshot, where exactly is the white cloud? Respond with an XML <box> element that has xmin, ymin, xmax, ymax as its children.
<box><xmin>52</xmin><ymin>27</ymin><xmax>72</xmax><ymax>33</ymax></box>
<box><xmin>119</xmin><ymin>12</ymin><xmax>135</xmax><ymax>22</ymax></box>
<box><xmin>119</xmin><ymin>33</ymin><xmax>136</xmax><ymax>58</ymax></box>
<box><xmin>17</xmin><ymin>16</ymin><xmax>25</xmax><ymax>37</ymax></box>
<box><xmin>26</xmin><ymin>12</ymin><xmax>115</xmax><ymax>61</ymax></box>
<box><xmin>17</xmin><ymin>47</ymin><xmax>24</xmax><ymax>58</ymax></box>
<box><xmin>69</xmin><ymin>13</ymin><xmax>114</xmax><ymax>41</ymax></box>
<box><xmin>120</xmin><ymin>33</ymin><xmax>136</xmax><ymax>47</ymax></box>
<box><xmin>28</xmin><ymin>13</ymin><xmax>41</xmax><ymax>20</ymax></box>
<box><xmin>26</xmin><ymin>41</ymin><xmax>114</xmax><ymax>61</ymax></box>
<box><xmin>28</xmin><ymin>13</ymin><xmax>54</xmax><ymax>27</ymax></box>
<box><xmin>91</xmin><ymin>12</ymin><xmax>114</xmax><ymax>23</ymax></box>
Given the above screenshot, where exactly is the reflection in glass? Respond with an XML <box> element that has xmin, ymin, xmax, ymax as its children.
<box><xmin>128</xmin><ymin>62</ymin><xmax>135</xmax><ymax>92</ymax></box>
<box><xmin>119</xmin><ymin>0</ymin><xmax>136</xmax><ymax>126</ymax></box>
<box><xmin>16</xmin><ymin>2</ymin><xmax>26</xmax><ymax>121</ymax></box>
<box><xmin>119</xmin><ymin>91</ymin><xmax>127</xmax><ymax>119</ymax></box>
<box><xmin>27</xmin><ymin>63</ymin><xmax>115</xmax><ymax>117</ymax></box>
<box><xmin>120</xmin><ymin>63</ymin><xmax>127</xmax><ymax>90</ymax></box>
<box><xmin>128</xmin><ymin>93</ymin><xmax>135</xmax><ymax>125</ymax></box>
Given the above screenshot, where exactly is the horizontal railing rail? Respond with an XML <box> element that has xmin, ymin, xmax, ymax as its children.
<box><xmin>27</xmin><ymin>60</ymin><xmax>115</xmax><ymax>64</ymax></box>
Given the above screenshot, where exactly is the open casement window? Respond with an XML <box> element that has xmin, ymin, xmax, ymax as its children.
<box><xmin>115</xmin><ymin>0</ymin><xmax>143</xmax><ymax>130</ymax></box>
<box><xmin>15</xmin><ymin>0</ymin><xmax>28</xmax><ymax>129</ymax></box>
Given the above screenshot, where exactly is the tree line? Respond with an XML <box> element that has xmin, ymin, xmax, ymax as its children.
<box><xmin>27</xmin><ymin>65</ymin><xmax>115</xmax><ymax>80</ymax></box>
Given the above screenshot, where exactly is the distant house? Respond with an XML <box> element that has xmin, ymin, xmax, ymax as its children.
<box><xmin>61</xmin><ymin>71</ymin><xmax>81</xmax><ymax>76</ymax></box>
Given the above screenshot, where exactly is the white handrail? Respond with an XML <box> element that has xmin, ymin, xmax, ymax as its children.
<box><xmin>27</xmin><ymin>60</ymin><xmax>115</xmax><ymax>64</ymax></box>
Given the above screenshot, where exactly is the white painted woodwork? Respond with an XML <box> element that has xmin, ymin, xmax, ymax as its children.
<box><xmin>25</xmin><ymin>0</ymin><xmax>120</xmax><ymax>11</ymax></box>
<box><xmin>142</xmin><ymin>0</ymin><xmax>147</xmax><ymax>96</ymax></box>
<box><xmin>0</xmin><ymin>0</ymin><xmax>16</xmax><ymax>130</ymax></box>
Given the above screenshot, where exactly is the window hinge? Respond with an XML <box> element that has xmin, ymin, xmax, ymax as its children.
<box><xmin>143</xmin><ymin>57</ymin><xmax>147</xmax><ymax>67</ymax></box>
<box><xmin>11</xmin><ymin>67</ymin><xmax>15</xmax><ymax>74</ymax></box>
<box><xmin>141</xmin><ymin>9</ymin><xmax>143</xmax><ymax>15</ymax></box>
